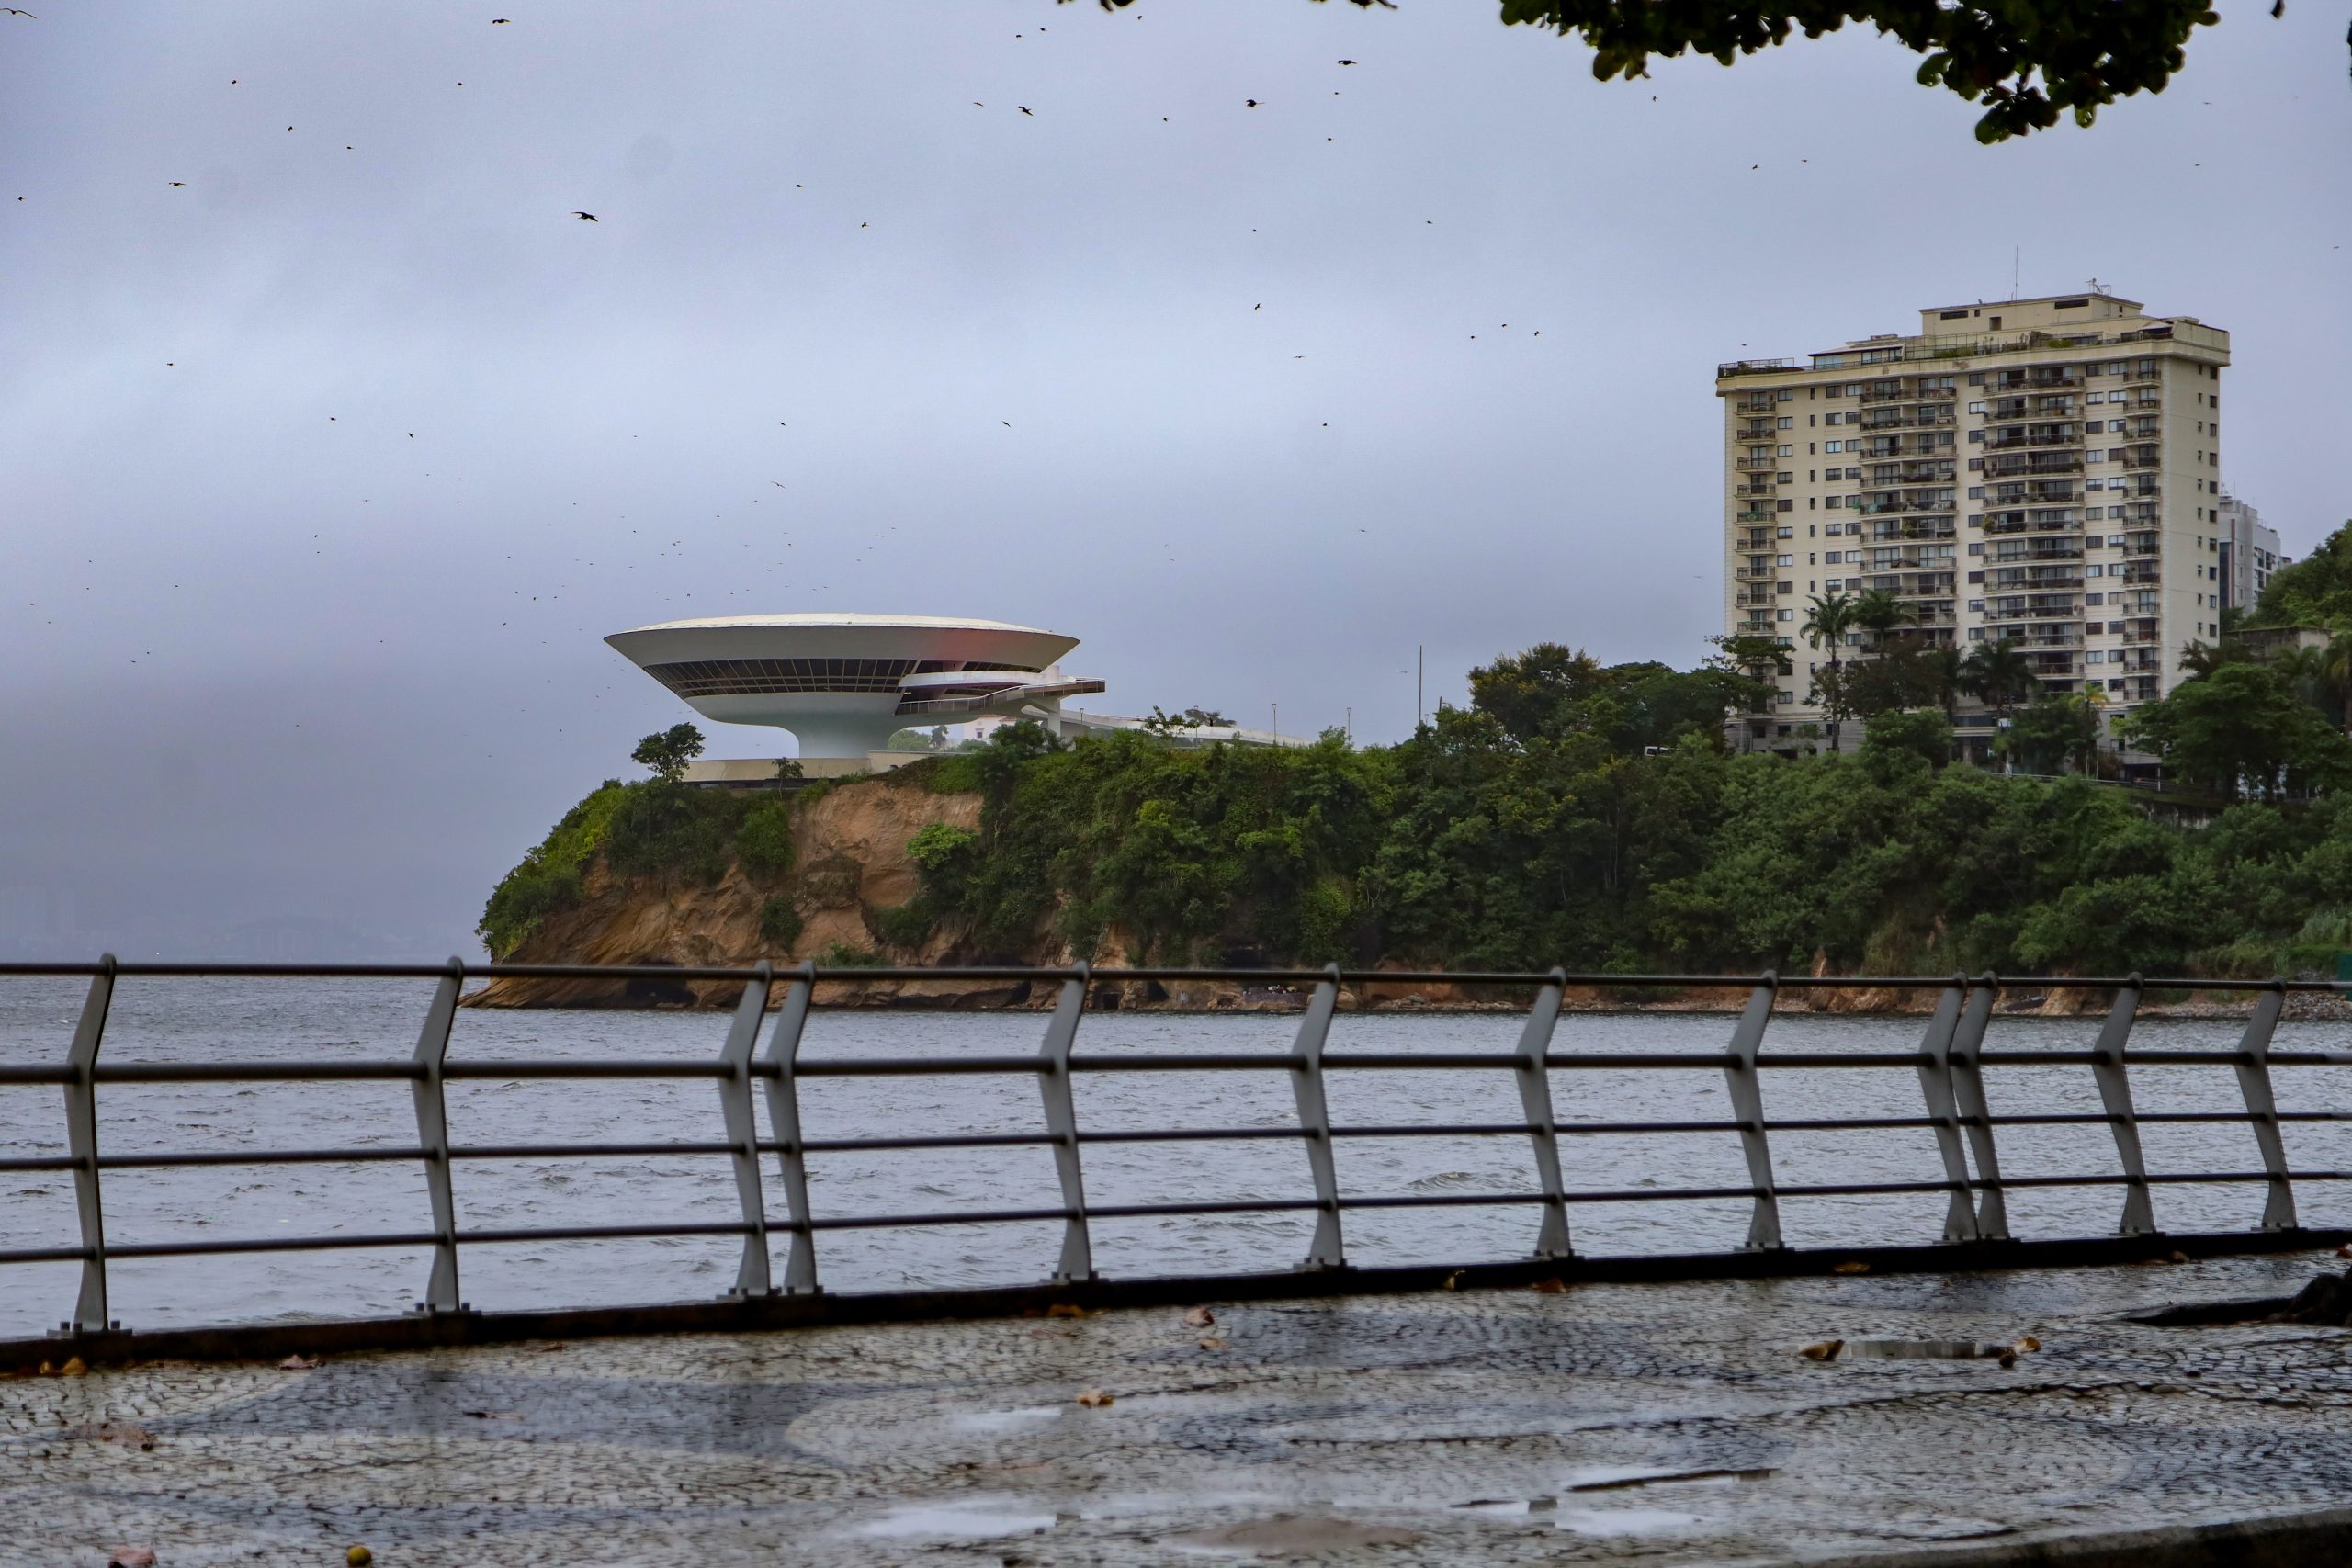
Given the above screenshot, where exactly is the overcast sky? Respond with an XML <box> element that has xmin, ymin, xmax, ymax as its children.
<box><xmin>2</xmin><ymin>1</ymin><xmax>2346</xmax><ymax>957</ymax></box>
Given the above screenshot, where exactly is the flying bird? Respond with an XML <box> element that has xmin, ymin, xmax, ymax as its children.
<box><xmin>492</xmin><ymin>15</ymin><xmax>510</xmax><ymax>21</ymax></box>
<box><xmin>1</xmin><ymin>8</ymin><xmax>37</xmax><ymax>17</ymax></box>
<box><xmin>1018</xmin><ymin>106</ymin><xmax>1033</xmax><ymax>116</ymax></box>
<box><xmin>1245</xmin><ymin>99</ymin><xmax>1260</xmax><ymax>107</ymax></box>
<box><xmin>1337</xmin><ymin>59</ymin><xmax>1356</xmax><ymax>65</ymax></box>
<box><xmin>571</xmin><ymin>210</ymin><xmax>597</xmax><ymax>220</ymax></box>
<box><xmin>169</xmin><ymin>181</ymin><xmax>185</xmax><ymax>186</ymax></box>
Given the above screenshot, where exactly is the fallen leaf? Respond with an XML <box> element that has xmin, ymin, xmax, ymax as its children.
<box><xmin>71</xmin><ymin>1421</ymin><xmax>155</xmax><ymax>1449</ymax></box>
<box><xmin>1046</xmin><ymin>1302</ymin><xmax>1091</xmax><ymax>1319</ymax></box>
<box><xmin>1182</xmin><ymin>1305</ymin><xmax>1216</xmax><ymax>1328</ymax></box>
<box><xmin>277</xmin><ymin>1354</ymin><xmax>321</xmax><ymax>1371</ymax></box>
<box><xmin>2169</xmin><ymin>1250</ymin><xmax>2192</xmax><ymax>1264</ymax></box>
<box><xmin>1074</xmin><ymin>1388</ymin><xmax>1114</xmax><ymax>1407</ymax></box>
<box><xmin>1832</xmin><ymin>1261</ymin><xmax>1870</xmax><ymax>1275</ymax></box>
<box><xmin>1799</xmin><ymin>1339</ymin><xmax>1844</xmax><ymax>1361</ymax></box>
<box><xmin>1198</xmin><ymin>1337</ymin><xmax>1229</xmax><ymax>1350</ymax></box>
<box><xmin>58</xmin><ymin>1356</ymin><xmax>86</xmax><ymax>1376</ymax></box>
<box><xmin>1531</xmin><ymin>1277</ymin><xmax>1567</xmax><ymax>1294</ymax></box>
<box><xmin>1442</xmin><ymin>1269</ymin><xmax>1463</xmax><ymax>1291</ymax></box>
<box><xmin>2012</xmin><ymin>1335</ymin><xmax>2041</xmax><ymax>1353</ymax></box>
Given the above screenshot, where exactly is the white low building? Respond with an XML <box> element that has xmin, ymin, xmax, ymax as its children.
<box><xmin>605</xmin><ymin>613</ymin><xmax>1105</xmax><ymax>766</ymax></box>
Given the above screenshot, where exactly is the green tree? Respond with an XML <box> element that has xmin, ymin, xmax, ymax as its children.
<box><xmin>630</xmin><ymin>723</ymin><xmax>705</xmax><ymax>783</ymax></box>
<box><xmin>1860</xmin><ymin>707</ymin><xmax>1953</xmax><ymax>778</ymax></box>
<box><xmin>1491</xmin><ymin>1</ymin><xmax>2256</xmax><ymax>143</ymax></box>
<box><xmin>2256</xmin><ymin>520</ymin><xmax>2352</xmax><ymax>627</ymax></box>
<box><xmin>1960</xmin><ymin>637</ymin><xmax>2034</xmax><ymax>720</ymax></box>
<box><xmin>2118</xmin><ymin>663</ymin><xmax>2352</xmax><ymax>801</ymax></box>
<box><xmin>1850</xmin><ymin>589</ymin><xmax>1917</xmax><ymax>652</ymax></box>
<box><xmin>2002</xmin><ymin>693</ymin><xmax>2102</xmax><ymax>776</ymax></box>
<box><xmin>1800</xmin><ymin>593</ymin><xmax>1859</xmax><ymax>751</ymax></box>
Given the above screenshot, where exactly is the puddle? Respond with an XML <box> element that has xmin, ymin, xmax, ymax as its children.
<box><xmin>1564</xmin><ymin>1464</ymin><xmax>1773</xmax><ymax>1492</ymax></box>
<box><xmin>949</xmin><ymin>1404</ymin><xmax>1064</xmax><ymax>1434</ymax></box>
<box><xmin>1555</xmin><ymin>1506</ymin><xmax>1701</xmax><ymax>1537</ymax></box>
<box><xmin>855</xmin><ymin>1498</ymin><xmax>1058</xmax><ymax>1540</ymax></box>
<box><xmin>1164</xmin><ymin>1516</ymin><xmax>1423</xmax><ymax>1555</ymax></box>
<box><xmin>1844</xmin><ymin>1339</ymin><xmax>2009</xmax><ymax>1359</ymax></box>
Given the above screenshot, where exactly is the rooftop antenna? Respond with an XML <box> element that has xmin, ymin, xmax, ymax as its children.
<box><xmin>2011</xmin><ymin>246</ymin><xmax>2019</xmax><ymax>300</ymax></box>
<box><xmin>2086</xmin><ymin>276</ymin><xmax>2109</xmax><ymax>295</ymax></box>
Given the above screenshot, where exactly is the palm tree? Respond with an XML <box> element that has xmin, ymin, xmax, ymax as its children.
<box><xmin>1850</xmin><ymin>588</ymin><xmax>1919</xmax><ymax>654</ymax></box>
<box><xmin>1801</xmin><ymin>593</ymin><xmax>1859</xmax><ymax>751</ymax></box>
<box><xmin>1960</xmin><ymin>638</ymin><xmax>2036</xmax><ymax>763</ymax></box>
<box><xmin>1928</xmin><ymin>645</ymin><xmax>1967</xmax><ymax>720</ymax></box>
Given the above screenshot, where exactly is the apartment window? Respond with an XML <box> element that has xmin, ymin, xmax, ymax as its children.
<box><xmin>1777</xmin><ymin>417</ymin><xmax>1793</xmax><ymax>429</ymax></box>
<box><xmin>1778</xmin><ymin>389</ymin><xmax>1794</xmax><ymax>401</ymax></box>
<box><xmin>2109</xmin><ymin>679</ymin><xmax>2125</xmax><ymax>693</ymax></box>
<box><xmin>2109</xmin><ymin>419</ymin><xmax>2124</xmax><ymax>433</ymax></box>
<box><xmin>2086</xmin><ymin>392</ymin><xmax>2105</xmax><ymax>404</ymax></box>
<box><xmin>1968</xmin><ymin>626</ymin><xmax>1985</xmax><ymax>640</ymax></box>
<box><xmin>1967</xmin><ymin>400</ymin><xmax>1985</xmax><ymax>414</ymax></box>
<box><xmin>1966</xmin><ymin>542</ymin><xmax>1983</xmax><ymax>556</ymax></box>
<box><xmin>2086</xmin><ymin>620</ymin><xmax>2104</xmax><ymax>632</ymax></box>
<box><xmin>1967</xmin><ymin>485</ymin><xmax>1984</xmax><ymax>499</ymax></box>
<box><xmin>1968</xmin><ymin>599</ymin><xmax>1985</xmax><ymax>613</ymax></box>
<box><xmin>1776</xmin><ymin>554</ymin><xmax>1794</xmax><ymax>567</ymax></box>
<box><xmin>1825</xmin><ymin>579</ymin><xmax>1842</xmax><ymax>592</ymax></box>
<box><xmin>1776</xmin><ymin>608</ymin><xmax>1794</xmax><ymax>622</ymax></box>
<box><xmin>2086</xmin><ymin>478</ymin><xmax>2104</xmax><ymax>491</ymax></box>
<box><xmin>2107</xmin><ymin>361</ymin><xmax>2125</xmax><ymax>375</ymax></box>
<box><xmin>1823</xmin><ymin>550</ymin><xmax>1840</xmax><ymax>564</ymax></box>
<box><xmin>1778</xmin><ymin>499</ymin><xmax>1794</xmax><ymax>513</ymax></box>
<box><xmin>1824</xmin><ymin>522</ymin><xmax>1842</xmax><ymax>536</ymax></box>
<box><xmin>1825</xmin><ymin>412</ymin><xmax>1843</xmax><ymax>426</ymax></box>
<box><xmin>1777</xmin><ymin>525</ymin><xmax>1793</xmax><ymax>538</ymax></box>
<box><xmin>1825</xmin><ymin>440</ymin><xmax>1842</xmax><ymax>453</ymax></box>
<box><xmin>2086</xmin><ymin>650</ymin><xmax>2103</xmax><ymax>664</ymax></box>
<box><xmin>1968</xmin><ymin>430</ymin><xmax>1984</xmax><ymax>443</ymax></box>
<box><xmin>2086</xmin><ymin>448</ymin><xmax>2106</xmax><ymax>461</ymax></box>
<box><xmin>2108</xmin><ymin>506</ymin><xmax>2124</xmax><ymax>520</ymax></box>
<box><xmin>2109</xmin><ymin>535</ymin><xmax>2124</xmax><ymax>547</ymax></box>
<box><xmin>1777</xmin><ymin>445</ymin><xmax>1793</xmax><ymax>457</ymax></box>
<box><xmin>1967</xmin><ymin>372</ymin><xmax>1985</xmax><ymax>385</ymax></box>
<box><xmin>2086</xmin><ymin>564</ymin><xmax>2103</xmax><ymax>577</ymax></box>
<box><xmin>1845</xmin><ymin>383</ymin><xmax>1861</xmax><ymax>397</ymax></box>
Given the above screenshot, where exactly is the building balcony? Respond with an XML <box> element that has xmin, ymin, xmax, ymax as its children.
<box><xmin>1984</xmin><ymin>455</ymin><xmax>2082</xmax><ymax>478</ymax></box>
<box><xmin>1866</xmin><ymin>520</ymin><xmax>1957</xmax><ymax>542</ymax></box>
<box><xmin>2123</xmin><ymin>392</ymin><xmax>2161</xmax><ymax>411</ymax></box>
<box><xmin>1990</xmin><ymin>396</ymin><xmax>2076</xmax><ymax>420</ymax></box>
<box><xmin>1735</xmin><ymin>396</ymin><xmax>1780</xmax><ymax>413</ymax></box>
<box><xmin>1739</xmin><ymin>422</ymin><xmax>1777</xmax><ymax>440</ymax></box>
<box><xmin>1989</xmin><ymin>546</ymin><xmax>2083</xmax><ymax>565</ymax></box>
<box><xmin>1858</xmin><ymin>409</ymin><xmax>1955</xmax><ymax>432</ymax></box>
<box><xmin>1994</xmin><ymin>367</ymin><xmax>2083</xmax><ymax>390</ymax></box>
<box><xmin>1734</xmin><ymin>457</ymin><xmax>1777</xmax><ymax>471</ymax></box>
<box><xmin>1736</xmin><ymin>510</ymin><xmax>1774</xmax><ymax>524</ymax></box>
<box><xmin>2124</xmin><ymin>365</ymin><xmax>2161</xmax><ymax>384</ymax></box>
<box><xmin>2119</xmin><ymin>445</ymin><xmax>2162</xmax><ymax>468</ymax></box>
<box><xmin>1984</xmin><ymin>423</ymin><xmax>2080</xmax><ymax>450</ymax></box>
<box><xmin>1868</xmin><ymin>464</ymin><xmax>1955</xmax><ymax>486</ymax></box>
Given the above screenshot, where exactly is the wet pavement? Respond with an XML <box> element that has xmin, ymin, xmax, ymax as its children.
<box><xmin>7</xmin><ymin>1251</ymin><xmax>2352</xmax><ymax>1565</ymax></box>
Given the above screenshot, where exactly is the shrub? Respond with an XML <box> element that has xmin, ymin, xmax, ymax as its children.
<box><xmin>477</xmin><ymin>781</ymin><xmax>627</xmax><ymax>957</ymax></box>
<box><xmin>605</xmin><ymin>781</ymin><xmax>739</xmax><ymax>885</ymax></box>
<box><xmin>735</xmin><ymin>797</ymin><xmax>797</xmax><ymax>877</ymax></box>
<box><xmin>756</xmin><ymin>895</ymin><xmax>804</xmax><ymax>951</ymax></box>
<box><xmin>869</xmin><ymin>900</ymin><xmax>933</xmax><ymax>951</ymax></box>
<box><xmin>818</xmin><ymin>942</ymin><xmax>886</xmax><ymax>969</ymax></box>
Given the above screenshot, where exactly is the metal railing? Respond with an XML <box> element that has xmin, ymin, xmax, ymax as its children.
<box><xmin>5</xmin><ymin>959</ymin><xmax>2351</xmax><ymax>1347</ymax></box>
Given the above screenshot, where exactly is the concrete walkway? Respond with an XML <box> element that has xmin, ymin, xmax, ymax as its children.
<box><xmin>6</xmin><ymin>1251</ymin><xmax>2352</xmax><ymax>1565</ymax></box>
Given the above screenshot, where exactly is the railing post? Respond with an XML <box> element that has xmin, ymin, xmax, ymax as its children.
<box><xmin>1913</xmin><ymin>979</ymin><xmax>1979</xmax><ymax>1243</ymax></box>
<box><xmin>759</xmin><ymin>962</ymin><xmax>820</xmax><ymax>1293</ymax></box>
<box><xmin>1515</xmin><ymin>968</ymin><xmax>1572</xmax><ymax>1259</ymax></box>
<box><xmin>2232</xmin><ymin>982</ymin><xmax>2296</xmax><ymax>1232</ymax></box>
<box><xmin>1291</xmin><ymin>963</ymin><xmax>1345</xmax><ymax>1269</ymax></box>
<box><xmin>1038</xmin><ymin>963</ymin><xmax>1095</xmax><ymax>1282</ymax></box>
<box><xmin>1723</xmin><ymin>974</ymin><xmax>1781</xmax><ymax>1251</ymax></box>
<box><xmin>410</xmin><ymin>958</ymin><xmax>465</xmax><ymax>1314</ymax></box>
<box><xmin>1949</xmin><ymin>975</ymin><xmax>2008</xmax><ymax>1240</ymax></box>
<box><xmin>2093</xmin><ymin>975</ymin><xmax>2156</xmax><ymax>1236</ymax></box>
<box><xmin>61</xmin><ymin>954</ymin><xmax>116</xmax><ymax>1336</ymax></box>
<box><xmin>718</xmin><ymin>962</ymin><xmax>775</xmax><ymax>1298</ymax></box>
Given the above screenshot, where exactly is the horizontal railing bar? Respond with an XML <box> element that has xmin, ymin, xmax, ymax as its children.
<box><xmin>98</xmin><ymin>1147</ymin><xmax>428</xmax><ymax>1169</ymax></box>
<box><xmin>450</xmin><ymin>1141</ymin><xmax>740</xmax><ymax>1160</ymax></box>
<box><xmin>458</xmin><ymin>1222</ymin><xmax>752</xmax><ymax>1245</ymax></box>
<box><xmin>88</xmin><ymin>1062</ymin><xmax>425</xmax><ymax>1083</ymax></box>
<box><xmin>1074</xmin><ymin>1127</ymin><xmax>1307</xmax><ymax>1145</ymax></box>
<box><xmin>0</xmin><ymin>1244</ymin><xmax>89</xmax><ymax>1265</ymax></box>
<box><xmin>105</xmin><ymin>1230</ymin><xmax>443</xmax><ymax>1260</ymax></box>
<box><xmin>0</xmin><ymin>1156</ymin><xmax>77</xmax><ymax>1173</ymax></box>
<box><xmin>1329</xmin><ymin>1122</ymin><xmax>1539</xmax><ymax>1139</ymax></box>
<box><xmin>3</xmin><ymin>960</ymin><xmax>2347</xmax><ymax>994</ymax></box>
<box><xmin>444</xmin><ymin>1060</ymin><xmax>731</xmax><ymax>1080</ymax></box>
<box><xmin>0</xmin><ymin>1066</ymin><xmax>72</xmax><ymax>1086</ymax></box>
<box><xmin>782</xmin><ymin>1133</ymin><xmax>1059</xmax><ymax>1154</ymax></box>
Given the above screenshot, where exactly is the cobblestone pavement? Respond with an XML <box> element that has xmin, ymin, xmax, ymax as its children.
<box><xmin>7</xmin><ymin>1252</ymin><xmax>2352</xmax><ymax>1565</ymax></box>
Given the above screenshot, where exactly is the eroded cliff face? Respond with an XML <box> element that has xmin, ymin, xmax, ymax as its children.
<box><xmin>464</xmin><ymin>779</ymin><xmax>988</xmax><ymax>1009</ymax></box>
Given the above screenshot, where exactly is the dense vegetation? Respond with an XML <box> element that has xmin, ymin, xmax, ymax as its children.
<box><xmin>483</xmin><ymin>523</ymin><xmax>2352</xmax><ymax>978</ymax></box>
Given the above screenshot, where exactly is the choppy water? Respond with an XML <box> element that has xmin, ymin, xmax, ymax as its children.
<box><xmin>3</xmin><ymin>976</ymin><xmax>2349</xmax><ymax>1339</ymax></box>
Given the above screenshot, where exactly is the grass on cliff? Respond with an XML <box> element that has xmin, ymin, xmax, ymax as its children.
<box><xmin>479</xmin><ymin>780</ymin><xmax>800</xmax><ymax>958</ymax></box>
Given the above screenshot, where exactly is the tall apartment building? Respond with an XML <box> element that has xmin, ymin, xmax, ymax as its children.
<box><xmin>2213</xmin><ymin>492</ymin><xmax>2284</xmax><ymax>614</ymax></box>
<box><xmin>1717</xmin><ymin>292</ymin><xmax>2230</xmax><ymax>758</ymax></box>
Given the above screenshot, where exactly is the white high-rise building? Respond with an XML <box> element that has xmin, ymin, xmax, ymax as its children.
<box><xmin>2213</xmin><ymin>493</ymin><xmax>2284</xmax><ymax>615</ymax></box>
<box><xmin>1718</xmin><ymin>292</ymin><xmax>2230</xmax><ymax>759</ymax></box>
